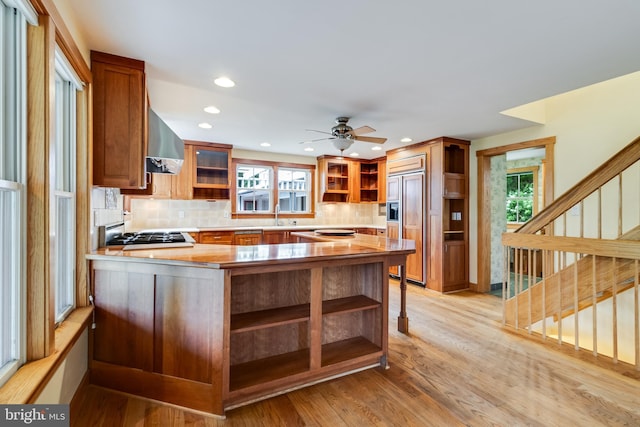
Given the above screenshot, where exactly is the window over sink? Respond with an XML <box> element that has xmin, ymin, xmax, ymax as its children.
<box><xmin>232</xmin><ymin>159</ymin><xmax>315</xmax><ymax>219</ymax></box>
<box><xmin>277</xmin><ymin>168</ymin><xmax>310</xmax><ymax>213</ymax></box>
<box><xmin>236</xmin><ymin>164</ymin><xmax>272</xmax><ymax>213</ymax></box>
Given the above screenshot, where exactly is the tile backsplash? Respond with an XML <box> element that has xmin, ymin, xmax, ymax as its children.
<box><xmin>91</xmin><ymin>187</ymin><xmax>124</xmax><ymax>226</ymax></box>
<box><xmin>90</xmin><ymin>187</ymin><xmax>124</xmax><ymax>249</ymax></box>
<box><xmin>126</xmin><ymin>198</ymin><xmax>386</xmax><ymax>230</ymax></box>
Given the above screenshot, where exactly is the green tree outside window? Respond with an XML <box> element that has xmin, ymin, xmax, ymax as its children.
<box><xmin>506</xmin><ymin>171</ymin><xmax>534</xmax><ymax>223</ymax></box>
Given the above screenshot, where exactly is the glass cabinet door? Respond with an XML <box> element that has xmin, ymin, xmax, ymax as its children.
<box><xmin>194</xmin><ymin>148</ymin><xmax>229</xmax><ymax>187</ymax></box>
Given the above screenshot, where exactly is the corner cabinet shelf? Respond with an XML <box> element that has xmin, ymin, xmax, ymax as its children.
<box><xmin>318</xmin><ymin>156</ymin><xmax>351</xmax><ymax>202</ymax></box>
<box><xmin>227</xmin><ymin>262</ymin><xmax>386</xmax><ymax>403</ymax></box>
<box><xmin>318</xmin><ymin>156</ymin><xmax>386</xmax><ymax>203</ymax></box>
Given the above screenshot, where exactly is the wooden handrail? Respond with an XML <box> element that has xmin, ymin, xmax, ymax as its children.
<box><xmin>516</xmin><ymin>135</ymin><xmax>640</xmax><ymax>234</ymax></box>
<box><xmin>502</xmin><ymin>233</ymin><xmax>640</xmax><ymax>260</ymax></box>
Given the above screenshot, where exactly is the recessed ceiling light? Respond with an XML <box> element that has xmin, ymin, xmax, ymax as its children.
<box><xmin>198</xmin><ymin>122</ymin><xmax>212</xmax><ymax>129</ymax></box>
<box><xmin>371</xmin><ymin>146</ymin><xmax>382</xmax><ymax>151</ymax></box>
<box><xmin>260</xmin><ymin>142</ymin><xmax>271</xmax><ymax>147</ymax></box>
<box><xmin>204</xmin><ymin>105</ymin><xmax>220</xmax><ymax>114</ymax></box>
<box><xmin>350</xmin><ymin>152</ymin><xmax>359</xmax><ymax>157</ymax></box>
<box><xmin>304</xmin><ymin>147</ymin><xmax>314</xmax><ymax>152</ymax></box>
<box><xmin>214</xmin><ymin>77</ymin><xmax>235</xmax><ymax>88</ymax></box>
<box><xmin>400</xmin><ymin>137</ymin><xmax>412</xmax><ymax>143</ymax></box>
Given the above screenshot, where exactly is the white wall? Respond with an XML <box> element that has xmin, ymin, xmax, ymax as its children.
<box><xmin>469</xmin><ymin>71</ymin><xmax>640</xmax><ymax>284</ymax></box>
<box><xmin>35</xmin><ymin>329</ymin><xmax>88</xmax><ymax>404</ymax></box>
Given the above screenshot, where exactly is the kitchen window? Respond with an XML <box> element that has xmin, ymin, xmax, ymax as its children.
<box><xmin>0</xmin><ymin>0</ymin><xmax>28</xmax><ymax>388</ymax></box>
<box><xmin>52</xmin><ymin>47</ymin><xmax>81</xmax><ymax>323</ymax></box>
<box><xmin>277</xmin><ymin>168</ymin><xmax>311</xmax><ymax>213</ymax></box>
<box><xmin>232</xmin><ymin>159</ymin><xmax>315</xmax><ymax>218</ymax></box>
<box><xmin>236</xmin><ymin>164</ymin><xmax>273</xmax><ymax>212</ymax></box>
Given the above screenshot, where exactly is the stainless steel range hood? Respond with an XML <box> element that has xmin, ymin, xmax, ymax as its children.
<box><xmin>146</xmin><ymin>109</ymin><xmax>184</xmax><ymax>174</ymax></box>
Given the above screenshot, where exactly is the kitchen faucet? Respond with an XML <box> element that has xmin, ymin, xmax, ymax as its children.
<box><xmin>275</xmin><ymin>203</ymin><xmax>280</xmax><ymax>226</ymax></box>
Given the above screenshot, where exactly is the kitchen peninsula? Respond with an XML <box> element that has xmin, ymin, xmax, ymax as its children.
<box><xmin>87</xmin><ymin>237</ymin><xmax>415</xmax><ymax>416</ymax></box>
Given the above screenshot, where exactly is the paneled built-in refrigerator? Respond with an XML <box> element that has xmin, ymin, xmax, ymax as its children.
<box><xmin>386</xmin><ymin>155</ymin><xmax>427</xmax><ymax>285</ymax></box>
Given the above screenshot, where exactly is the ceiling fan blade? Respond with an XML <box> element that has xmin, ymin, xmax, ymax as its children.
<box><xmin>299</xmin><ymin>136</ymin><xmax>336</xmax><ymax>144</ymax></box>
<box><xmin>306</xmin><ymin>129</ymin><xmax>333</xmax><ymax>136</ymax></box>
<box><xmin>348</xmin><ymin>125</ymin><xmax>375</xmax><ymax>136</ymax></box>
<box><xmin>354</xmin><ymin>135</ymin><xmax>387</xmax><ymax>144</ymax></box>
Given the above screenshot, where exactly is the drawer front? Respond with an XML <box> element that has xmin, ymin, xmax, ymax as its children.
<box><xmin>200</xmin><ymin>231</ymin><xmax>234</xmax><ymax>244</ymax></box>
<box><xmin>233</xmin><ymin>233</ymin><xmax>262</xmax><ymax>245</ymax></box>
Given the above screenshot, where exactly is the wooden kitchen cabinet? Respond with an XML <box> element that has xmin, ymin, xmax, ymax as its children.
<box><xmin>317</xmin><ymin>156</ymin><xmax>351</xmax><ymax>202</ymax></box>
<box><xmin>233</xmin><ymin>232</ymin><xmax>262</xmax><ymax>245</ymax></box>
<box><xmin>426</xmin><ymin>138</ymin><xmax>470</xmax><ymax>292</ymax></box>
<box><xmin>262</xmin><ymin>230</ymin><xmax>290</xmax><ymax>244</ymax></box>
<box><xmin>357</xmin><ymin>160</ymin><xmax>380</xmax><ymax>203</ymax></box>
<box><xmin>386</xmin><ymin>137</ymin><xmax>469</xmax><ymax>292</ymax></box>
<box><xmin>318</xmin><ymin>156</ymin><xmax>386</xmax><ymax>203</ymax></box>
<box><xmin>444</xmin><ymin>240</ymin><xmax>466</xmax><ymax>287</ymax></box>
<box><xmin>191</xmin><ymin>142</ymin><xmax>232</xmax><ymax>200</ymax></box>
<box><xmin>171</xmin><ymin>141</ymin><xmax>232</xmax><ymax>200</ymax></box>
<box><xmin>121</xmin><ymin>172</ymin><xmax>173</xmax><ymax>198</ymax></box>
<box><xmin>200</xmin><ymin>231</ymin><xmax>234</xmax><ymax>245</ymax></box>
<box><xmin>377</xmin><ymin>158</ymin><xmax>387</xmax><ymax>203</ymax></box>
<box><xmin>88</xmin><ymin>231</ymin><xmax>404</xmax><ymax>415</ymax></box>
<box><xmin>92</xmin><ymin>51</ymin><xmax>148</xmax><ymax>189</ymax></box>
<box><xmin>228</xmin><ymin>262</ymin><xmax>384</xmax><ymax>400</ymax></box>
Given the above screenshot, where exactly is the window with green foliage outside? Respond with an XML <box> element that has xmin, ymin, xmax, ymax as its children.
<box><xmin>506</xmin><ymin>171</ymin><xmax>534</xmax><ymax>223</ymax></box>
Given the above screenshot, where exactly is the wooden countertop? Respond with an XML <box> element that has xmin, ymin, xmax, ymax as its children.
<box><xmin>88</xmin><ymin>239</ymin><xmax>414</xmax><ymax>270</ymax></box>
<box><xmin>129</xmin><ymin>224</ymin><xmax>387</xmax><ymax>233</ymax></box>
<box><xmin>291</xmin><ymin>231</ymin><xmax>415</xmax><ymax>252</ymax></box>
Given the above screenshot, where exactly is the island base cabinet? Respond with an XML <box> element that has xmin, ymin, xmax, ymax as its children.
<box><xmin>89</xmin><ymin>257</ymin><xmax>388</xmax><ymax>416</ymax></box>
<box><xmin>226</xmin><ymin>262</ymin><xmax>387</xmax><ymax>408</ymax></box>
<box><xmin>89</xmin><ymin>261</ymin><xmax>227</xmax><ymax>415</ymax></box>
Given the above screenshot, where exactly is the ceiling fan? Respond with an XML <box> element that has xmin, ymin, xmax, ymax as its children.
<box><xmin>302</xmin><ymin>117</ymin><xmax>387</xmax><ymax>153</ymax></box>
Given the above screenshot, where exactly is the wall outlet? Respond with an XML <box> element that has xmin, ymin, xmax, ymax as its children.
<box><xmin>178</xmin><ymin>211</ymin><xmax>185</xmax><ymax>219</ymax></box>
<box><xmin>223</xmin><ymin>211</ymin><xmax>229</xmax><ymax>218</ymax></box>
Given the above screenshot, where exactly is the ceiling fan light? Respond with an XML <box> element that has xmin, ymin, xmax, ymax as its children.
<box><xmin>332</xmin><ymin>138</ymin><xmax>354</xmax><ymax>152</ymax></box>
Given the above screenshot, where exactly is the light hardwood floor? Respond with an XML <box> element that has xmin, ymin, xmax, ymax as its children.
<box><xmin>70</xmin><ymin>281</ymin><xmax>640</xmax><ymax>426</ymax></box>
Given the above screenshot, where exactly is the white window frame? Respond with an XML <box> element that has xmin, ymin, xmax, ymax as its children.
<box><xmin>52</xmin><ymin>47</ymin><xmax>80</xmax><ymax>324</ymax></box>
<box><xmin>236</xmin><ymin>164</ymin><xmax>274</xmax><ymax>213</ymax></box>
<box><xmin>0</xmin><ymin>0</ymin><xmax>28</xmax><ymax>388</ymax></box>
<box><xmin>506</xmin><ymin>167</ymin><xmax>539</xmax><ymax>227</ymax></box>
<box><xmin>277</xmin><ymin>167</ymin><xmax>311</xmax><ymax>214</ymax></box>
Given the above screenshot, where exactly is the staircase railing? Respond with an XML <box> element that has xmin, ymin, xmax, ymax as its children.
<box><xmin>502</xmin><ymin>136</ymin><xmax>640</xmax><ymax>369</ymax></box>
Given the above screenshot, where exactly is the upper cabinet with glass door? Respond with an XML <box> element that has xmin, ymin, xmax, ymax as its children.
<box><xmin>189</xmin><ymin>142</ymin><xmax>231</xmax><ymax>199</ymax></box>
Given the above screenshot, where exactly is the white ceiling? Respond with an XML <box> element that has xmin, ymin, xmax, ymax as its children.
<box><xmin>64</xmin><ymin>0</ymin><xmax>640</xmax><ymax>159</ymax></box>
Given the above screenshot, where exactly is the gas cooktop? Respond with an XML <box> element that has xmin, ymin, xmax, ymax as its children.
<box><xmin>98</xmin><ymin>223</ymin><xmax>195</xmax><ymax>251</ymax></box>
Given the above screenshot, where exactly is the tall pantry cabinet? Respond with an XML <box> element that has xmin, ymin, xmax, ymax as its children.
<box><xmin>386</xmin><ymin>137</ymin><xmax>469</xmax><ymax>292</ymax></box>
